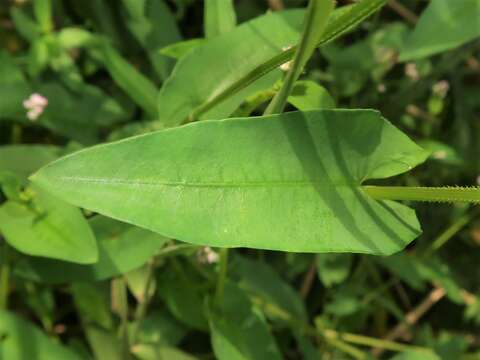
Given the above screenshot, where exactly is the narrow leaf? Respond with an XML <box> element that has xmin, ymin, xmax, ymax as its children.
<box><xmin>204</xmin><ymin>0</ymin><xmax>237</xmax><ymax>38</ymax></box>
<box><xmin>32</xmin><ymin>110</ymin><xmax>428</xmax><ymax>255</ymax></box>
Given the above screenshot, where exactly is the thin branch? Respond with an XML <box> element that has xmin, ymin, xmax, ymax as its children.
<box><xmin>388</xmin><ymin>0</ymin><xmax>418</xmax><ymax>24</ymax></box>
<box><xmin>300</xmin><ymin>261</ymin><xmax>317</xmax><ymax>299</ymax></box>
<box><xmin>372</xmin><ymin>286</ymin><xmax>446</xmax><ymax>357</ymax></box>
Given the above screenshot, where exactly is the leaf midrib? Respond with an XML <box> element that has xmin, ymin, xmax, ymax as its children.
<box><xmin>56</xmin><ymin>176</ymin><xmax>360</xmax><ymax>188</ymax></box>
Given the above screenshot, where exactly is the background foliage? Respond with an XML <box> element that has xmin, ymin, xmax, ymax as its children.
<box><xmin>0</xmin><ymin>0</ymin><xmax>479</xmax><ymax>359</ymax></box>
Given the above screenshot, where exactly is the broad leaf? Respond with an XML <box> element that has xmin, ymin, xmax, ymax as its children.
<box><xmin>399</xmin><ymin>0</ymin><xmax>480</xmax><ymax>61</ymax></box>
<box><xmin>208</xmin><ymin>281</ymin><xmax>282</xmax><ymax>360</ymax></box>
<box><xmin>160</xmin><ymin>39</ymin><xmax>206</xmax><ymax>60</ymax></box>
<box><xmin>204</xmin><ymin>0</ymin><xmax>236</xmax><ymax>38</ymax></box>
<box><xmin>32</xmin><ymin>110</ymin><xmax>427</xmax><ymax>255</ymax></box>
<box><xmin>0</xmin><ymin>187</ymin><xmax>97</xmax><ymax>264</ymax></box>
<box><xmin>131</xmin><ymin>345</ymin><xmax>198</xmax><ymax>360</ymax></box>
<box><xmin>14</xmin><ymin>216</ymin><xmax>168</xmax><ymax>283</ymax></box>
<box><xmin>0</xmin><ymin>310</ymin><xmax>82</xmax><ymax>359</ymax></box>
<box><xmin>157</xmin><ymin>0</ymin><xmax>387</xmax><ymax>126</ymax></box>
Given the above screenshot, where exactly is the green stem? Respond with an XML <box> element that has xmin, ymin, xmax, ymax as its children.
<box><xmin>425</xmin><ymin>208</ymin><xmax>479</xmax><ymax>254</ymax></box>
<box><xmin>0</xmin><ymin>239</ymin><xmax>10</xmax><ymax>310</ymax></box>
<box><xmin>264</xmin><ymin>0</ymin><xmax>333</xmax><ymax>115</ymax></box>
<box><xmin>184</xmin><ymin>0</ymin><xmax>387</xmax><ymax>123</ymax></box>
<box><xmin>363</xmin><ymin>185</ymin><xmax>480</xmax><ymax>203</ymax></box>
<box><xmin>215</xmin><ymin>248</ymin><xmax>229</xmax><ymax>305</ymax></box>
<box><xmin>323</xmin><ymin>329</ymin><xmax>433</xmax><ymax>354</ymax></box>
<box><xmin>131</xmin><ymin>260</ymin><xmax>156</xmax><ymax>344</ymax></box>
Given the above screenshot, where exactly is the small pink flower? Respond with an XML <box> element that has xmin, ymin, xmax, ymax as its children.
<box><xmin>23</xmin><ymin>93</ymin><xmax>48</xmax><ymax>121</ymax></box>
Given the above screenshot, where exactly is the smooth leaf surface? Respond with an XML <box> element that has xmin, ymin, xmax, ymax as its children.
<box><xmin>14</xmin><ymin>216</ymin><xmax>168</xmax><ymax>283</ymax></box>
<box><xmin>399</xmin><ymin>0</ymin><xmax>480</xmax><ymax>61</ymax></box>
<box><xmin>288</xmin><ymin>80</ymin><xmax>335</xmax><ymax>111</ymax></box>
<box><xmin>204</xmin><ymin>0</ymin><xmax>236</xmax><ymax>38</ymax></box>
<box><xmin>0</xmin><ymin>187</ymin><xmax>97</xmax><ymax>264</ymax></box>
<box><xmin>32</xmin><ymin>110</ymin><xmax>427</xmax><ymax>255</ymax></box>
<box><xmin>208</xmin><ymin>281</ymin><xmax>282</xmax><ymax>360</ymax></box>
<box><xmin>160</xmin><ymin>38</ymin><xmax>206</xmax><ymax>60</ymax></box>
<box><xmin>0</xmin><ymin>310</ymin><xmax>82</xmax><ymax>360</ymax></box>
<box><xmin>157</xmin><ymin>0</ymin><xmax>387</xmax><ymax>126</ymax></box>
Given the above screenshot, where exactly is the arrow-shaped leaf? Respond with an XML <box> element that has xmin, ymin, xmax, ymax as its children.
<box><xmin>31</xmin><ymin>110</ymin><xmax>428</xmax><ymax>255</ymax></box>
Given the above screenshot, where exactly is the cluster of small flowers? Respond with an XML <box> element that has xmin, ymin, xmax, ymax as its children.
<box><xmin>432</xmin><ymin>80</ymin><xmax>450</xmax><ymax>98</ymax></box>
<box><xmin>23</xmin><ymin>93</ymin><xmax>48</xmax><ymax>121</ymax></box>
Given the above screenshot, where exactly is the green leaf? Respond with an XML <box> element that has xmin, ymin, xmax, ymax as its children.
<box><xmin>204</xmin><ymin>0</ymin><xmax>237</xmax><ymax>38</ymax></box>
<box><xmin>96</xmin><ymin>42</ymin><xmax>159</xmax><ymax>118</ymax></box>
<box><xmin>0</xmin><ymin>51</ymin><xmax>32</xmax><ymax>121</ymax></box>
<box><xmin>0</xmin><ymin>145</ymin><xmax>60</xmax><ymax>183</ymax></box>
<box><xmin>0</xmin><ymin>187</ymin><xmax>97</xmax><ymax>264</ymax></box>
<box><xmin>32</xmin><ymin>109</ymin><xmax>427</xmax><ymax>255</ymax></box>
<box><xmin>231</xmin><ymin>255</ymin><xmax>306</xmax><ymax>323</ymax></box>
<box><xmin>399</xmin><ymin>0</ymin><xmax>480</xmax><ymax>61</ymax></box>
<box><xmin>129</xmin><ymin>311</ymin><xmax>187</xmax><ymax>347</ymax></box>
<box><xmin>15</xmin><ymin>216</ymin><xmax>168</xmax><ymax>283</ymax></box>
<box><xmin>264</xmin><ymin>0</ymin><xmax>334</xmax><ymax>115</ymax></box>
<box><xmin>159</xmin><ymin>38</ymin><xmax>206</xmax><ymax>60</ymax></box>
<box><xmin>316</xmin><ymin>253</ymin><xmax>353</xmax><ymax>287</ymax></box>
<box><xmin>288</xmin><ymin>80</ymin><xmax>335</xmax><ymax>111</ymax></box>
<box><xmin>0</xmin><ymin>310</ymin><xmax>82</xmax><ymax>359</ymax></box>
<box><xmin>121</xmin><ymin>0</ymin><xmax>181</xmax><ymax>79</ymax></box>
<box><xmin>33</xmin><ymin>0</ymin><xmax>53</xmax><ymax>34</ymax></box>
<box><xmin>131</xmin><ymin>345</ymin><xmax>198</xmax><ymax>360</ymax></box>
<box><xmin>208</xmin><ymin>281</ymin><xmax>282</xmax><ymax>360</ymax></box>
<box><xmin>157</xmin><ymin>0</ymin><xmax>387</xmax><ymax>126</ymax></box>
<box><xmin>157</xmin><ymin>267</ymin><xmax>208</xmax><ymax>330</ymax></box>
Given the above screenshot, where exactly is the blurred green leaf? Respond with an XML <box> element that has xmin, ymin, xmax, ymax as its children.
<box><xmin>316</xmin><ymin>253</ymin><xmax>353</xmax><ymax>287</ymax></box>
<box><xmin>208</xmin><ymin>282</ymin><xmax>282</xmax><ymax>360</ymax></box>
<box><xmin>121</xmin><ymin>0</ymin><xmax>181</xmax><ymax>79</ymax></box>
<box><xmin>0</xmin><ymin>310</ymin><xmax>82</xmax><ymax>359</ymax></box>
<box><xmin>159</xmin><ymin>39</ymin><xmax>206</xmax><ymax>60</ymax></box>
<box><xmin>204</xmin><ymin>0</ymin><xmax>237</xmax><ymax>38</ymax></box>
<box><xmin>131</xmin><ymin>344</ymin><xmax>198</xmax><ymax>360</ymax></box>
<box><xmin>400</xmin><ymin>0</ymin><xmax>480</xmax><ymax>61</ymax></box>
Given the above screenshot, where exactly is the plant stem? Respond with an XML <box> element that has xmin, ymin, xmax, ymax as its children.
<box><xmin>264</xmin><ymin>0</ymin><xmax>333</xmax><ymax>115</ymax></box>
<box><xmin>0</xmin><ymin>239</ymin><xmax>10</xmax><ymax>310</ymax></box>
<box><xmin>363</xmin><ymin>185</ymin><xmax>480</xmax><ymax>203</ymax></box>
<box><xmin>131</xmin><ymin>260</ymin><xmax>156</xmax><ymax>344</ymax></box>
<box><xmin>425</xmin><ymin>208</ymin><xmax>479</xmax><ymax>254</ymax></box>
<box><xmin>215</xmin><ymin>248</ymin><xmax>229</xmax><ymax>305</ymax></box>
<box><xmin>324</xmin><ymin>329</ymin><xmax>433</xmax><ymax>354</ymax></box>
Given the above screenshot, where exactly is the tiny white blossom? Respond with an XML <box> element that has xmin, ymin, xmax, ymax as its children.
<box><xmin>405</xmin><ymin>63</ymin><xmax>420</xmax><ymax>81</ymax></box>
<box><xmin>432</xmin><ymin>80</ymin><xmax>450</xmax><ymax>98</ymax></box>
<box><xmin>432</xmin><ymin>150</ymin><xmax>447</xmax><ymax>160</ymax></box>
<box><xmin>197</xmin><ymin>246</ymin><xmax>219</xmax><ymax>264</ymax></box>
<box><xmin>377</xmin><ymin>83</ymin><xmax>386</xmax><ymax>93</ymax></box>
<box><xmin>23</xmin><ymin>93</ymin><xmax>48</xmax><ymax>121</ymax></box>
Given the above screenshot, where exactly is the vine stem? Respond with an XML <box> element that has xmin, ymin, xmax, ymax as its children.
<box><xmin>363</xmin><ymin>185</ymin><xmax>480</xmax><ymax>203</ymax></box>
<box><xmin>215</xmin><ymin>248</ymin><xmax>229</xmax><ymax>305</ymax></box>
